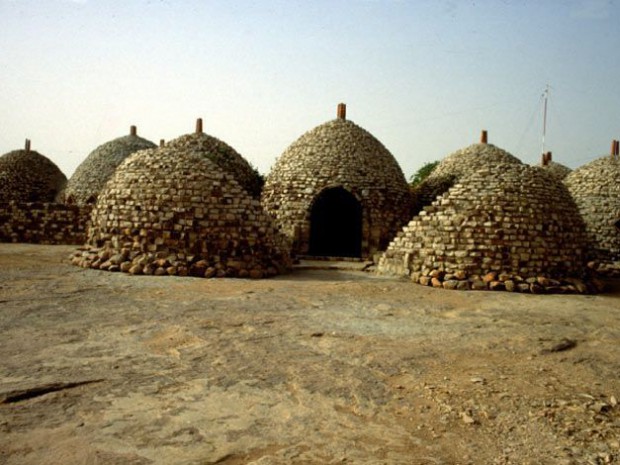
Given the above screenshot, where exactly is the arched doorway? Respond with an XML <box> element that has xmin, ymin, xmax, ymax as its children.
<box><xmin>309</xmin><ymin>187</ymin><xmax>362</xmax><ymax>257</ymax></box>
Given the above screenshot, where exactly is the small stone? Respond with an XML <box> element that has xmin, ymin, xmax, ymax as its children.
<box><xmin>517</xmin><ymin>283</ymin><xmax>530</xmax><ymax>292</ymax></box>
<box><xmin>541</xmin><ymin>338</ymin><xmax>577</xmax><ymax>354</ymax></box>
<box><xmin>120</xmin><ymin>261</ymin><xmax>132</xmax><ymax>272</ymax></box>
<box><xmin>110</xmin><ymin>254</ymin><xmax>125</xmax><ymax>265</ymax></box>
<box><xmin>454</xmin><ymin>270</ymin><xmax>467</xmax><ymax>280</ymax></box>
<box><xmin>166</xmin><ymin>266</ymin><xmax>178</xmax><ymax>276</ymax></box>
<box><xmin>249</xmin><ymin>269</ymin><xmax>263</xmax><ymax>279</ymax></box>
<box><xmin>470</xmin><ymin>280</ymin><xmax>487</xmax><ymax>291</ymax></box>
<box><xmin>489</xmin><ymin>281</ymin><xmax>505</xmax><ymax>291</ymax></box>
<box><xmin>442</xmin><ymin>280</ymin><xmax>458</xmax><ymax>290</ymax></box>
<box><xmin>128</xmin><ymin>264</ymin><xmax>143</xmax><ymax>275</ymax></box>
<box><xmin>610</xmin><ymin>395</ymin><xmax>618</xmax><ymax>407</ymax></box>
<box><xmin>461</xmin><ymin>412</ymin><xmax>477</xmax><ymax>425</ymax></box>
<box><xmin>483</xmin><ymin>272</ymin><xmax>497</xmax><ymax>283</ymax></box>
<box><xmin>504</xmin><ymin>280</ymin><xmax>516</xmax><ymax>292</ymax></box>
<box><xmin>431</xmin><ymin>277</ymin><xmax>442</xmax><ymax>288</ymax></box>
<box><xmin>204</xmin><ymin>267</ymin><xmax>216</xmax><ymax>278</ymax></box>
<box><xmin>419</xmin><ymin>276</ymin><xmax>431</xmax><ymax>286</ymax></box>
<box><xmin>154</xmin><ymin>267</ymin><xmax>166</xmax><ymax>276</ymax></box>
<box><xmin>591</xmin><ymin>401</ymin><xmax>611</xmax><ymax>413</ymax></box>
<box><xmin>429</xmin><ymin>269</ymin><xmax>444</xmax><ymax>279</ymax></box>
<box><xmin>154</xmin><ymin>258</ymin><xmax>170</xmax><ymax>268</ymax></box>
<box><xmin>498</xmin><ymin>273</ymin><xmax>512</xmax><ymax>282</ymax></box>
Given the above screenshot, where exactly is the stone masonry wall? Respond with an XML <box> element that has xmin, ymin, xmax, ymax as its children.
<box><xmin>564</xmin><ymin>155</ymin><xmax>620</xmax><ymax>263</ymax></box>
<box><xmin>262</xmin><ymin>117</ymin><xmax>412</xmax><ymax>257</ymax></box>
<box><xmin>62</xmin><ymin>132</ymin><xmax>156</xmax><ymax>205</ymax></box>
<box><xmin>411</xmin><ymin>143</ymin><xmax>523</xmax><ymax>216</ymax></box>
<box><xmin>166</xmin><ymin>131</ymin><xmax>264</xmax><ymax>198</ymax></box>
<box><xmin>75</xmin><ymin>144</ymin><xmax>291</xmax><ymax>279</ymax></box>
<box><xmin>0</xmin><ymin>201</ymin><xmax>91</xmax><ymax>245</ymax></box>
<box><xmin>378</xmin><ymin>164</ymin><xmax>592</xmax><ymax>293</ymax></box>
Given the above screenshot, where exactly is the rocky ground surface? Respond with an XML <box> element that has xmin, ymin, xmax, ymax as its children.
<box><xmin>1</xmin><ymin>244</ymin><xmax>619</xmax><ymax>465</ymax></box>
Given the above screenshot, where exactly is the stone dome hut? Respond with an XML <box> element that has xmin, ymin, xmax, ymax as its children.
<box><xmin>164</xmin><ymin>119</ymin><xmax>264</xmax><ymax>198</ymax></box>
<box><xmin>539</xmin><ymin>151</ymin><xmax>571</xmax><ymax>180</ymax></box>
<box><xmin>378</xmin><ymin>163</ymin><xmax>591</xmax><ymax>293</ymax></box>
<box><xmin>0</xmin><ymin>140</ymin><xmax>67</xmax><ymax>202</ymax></box>
<box><xmin>411</xmin><ymin>131</ymin><xmax>523</xmax><ymax>214</ymax></box>
<box><xmin>261</xmin><ymin>104</ymin><xmax>412</xmax><ymax>259</ymax></box>
<box><xmin>62</xmin><ymin>126</ymin><xmax>156</xmax><ymax>205</ymax></box>
<box><xmin>74</xmin><ymin>131</ymin><xmax>291</xmax><ymax>279</ymax></box>
<box><xmin>563</xmin><ymin>141</ymin><xmax>620</xmax><ymax>270</ymax></box>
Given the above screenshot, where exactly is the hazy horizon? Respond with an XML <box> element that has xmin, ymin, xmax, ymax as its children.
<box><xmin>1</xmin><ymin>0</ymin><xmax>619</xmax><ymax>179</ymax></box>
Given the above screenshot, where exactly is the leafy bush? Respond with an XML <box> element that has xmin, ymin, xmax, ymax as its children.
<box><xmin>409</xmin><ymin>161</ymin><xmax>439</xmax><ymax>187</ymax></box>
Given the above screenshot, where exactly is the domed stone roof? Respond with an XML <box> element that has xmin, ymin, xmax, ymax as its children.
<box><xmin>539</xmin><ymin>161</ymin><xmax>572</xmax><ymax>180</ymax></box>
<box><xmin>538</xmin><ymin>152</ymin><xmax>571</xmax><ymax>180</ymax></box>
<box><xmin>261</xmin><ymin>104</ymin><xmax>412</xmax><ymax>258</ymax></box>
<box><xmin>62</xmin><ymin>126</ymin><xmax>156</xmax><ymax>205</ymax></box>
<box><xmin>564</xmin><ymin>149</ymin><xmax>620</xmax><ymax>264</ymax></box>
<box><xmin>0</xmin><ymin>141</ymin><xmax>67</xmax><ymax>202</ymax></box>
<box><xmin>164</xmin><ymin>119</ymin><xmax>264</xmax><ymax>198</ymax></box>
<box><xmin>379</xmin><ymin>163</ymin><xmax>590</xmax><ymax>293</ymax></box>
<box><xmin>430</xmin><ymin>142</ymin><xmax>523</xmax><ymax>180</ymax></box>
<box><xmin>74</xmin><ymin>141</ymin><xmax>291</xmax><ymax>278</ymax></box>
<box><xmin>411</xmin><ymin>135</ymin><xmax>523</xmax><ymax>215</ymax></box>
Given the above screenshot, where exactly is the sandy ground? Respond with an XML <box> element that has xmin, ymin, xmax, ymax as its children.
<box><xmin>1</xmin><ymin>244</ymin><xmax>619</xmax><ymax>465</ymax></box>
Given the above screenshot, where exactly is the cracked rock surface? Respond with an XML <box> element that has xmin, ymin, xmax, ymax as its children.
<box><xmin>1</xmin><ymin>244</ymin><xmax>619</xmax><ymax>464</ymax></box>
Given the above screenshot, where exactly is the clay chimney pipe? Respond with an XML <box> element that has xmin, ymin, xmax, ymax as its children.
<box><xmin>615</xmin><ymin>140</ymin><xmax>619</xmax><ymax>157</ymax></box>
<box><xmin>130</xmin><ymin>125</ymin><xmax>137</xmax><ymax>136</ymax></box>
<box><xmin>541</xmin><ymin>152</ymin><xmax>547</xmax><ymax>165</ymax></box>
<box><xmin>196</xmin><ymin>118</ymin><xmax>203</xmax><ymax>134</ymax></box>
<box><xmin>159</xmin><ymin>139</ymin><xmax>165</xmax><ymax>148</ymax></box>
<box><xmin>480</xmin><ymin>130</ymin><xmax>488</xmax><ymax>144</ymax></box>
<box><xmin>547</xmin><ymin>151</ymin><xmax>552</xmax><ymax>163</ymax></box>
<box><xmin>24</xmin><ymin>139</ymin><xmax>31</xmax><ymax>153</ymax></box>
<box><xmin>337</xmin><ymin>103</ymin><xmax>346</xmax><ymax>120</ymax></box>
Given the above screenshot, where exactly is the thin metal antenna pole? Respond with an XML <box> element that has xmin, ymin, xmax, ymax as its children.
<box><xmin>541</xmin><ymin>84</ymin><xmax>549</xmax><ymax>158</ymax></box>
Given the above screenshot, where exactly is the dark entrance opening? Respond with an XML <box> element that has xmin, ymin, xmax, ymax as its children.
<box><xmin>309</xmin><ymin>187</ymin><xmax>362</xmax><ymax>257</ymax></box>
<box><xmin>614</xmin><ymin>218</ymin><xmax>620</xmax><ymax>232</ymax></box>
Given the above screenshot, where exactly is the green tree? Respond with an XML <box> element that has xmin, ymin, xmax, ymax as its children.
<box><xmin>409</xmin><ymin>161</ymin><xmax>439</xmax><ymax>188</ymax></box>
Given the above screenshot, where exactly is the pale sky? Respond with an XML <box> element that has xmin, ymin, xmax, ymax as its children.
<box><xmin>1</xmin><ymin>0</ymin><xmax>619</xmax><ymax>179</ymax></box>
